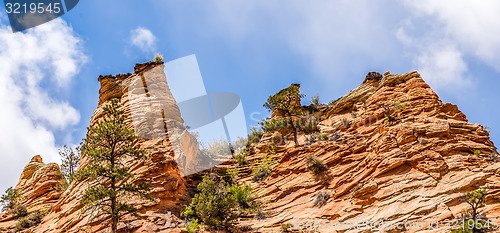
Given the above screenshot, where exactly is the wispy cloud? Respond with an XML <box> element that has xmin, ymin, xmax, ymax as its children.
<box><xmin>130</xmin><ymin>26</ymin><xmax>157</xmax><ymax>53</ymax></box>
<box><xmin>0</xmin><ymin>18</ymin><xmax>86</xmax><ymax>193</ymax></box>
<box><xmin>398</xmin><ymin>0</ymin><xmax>500</xmax><ymax>92</ymax></box>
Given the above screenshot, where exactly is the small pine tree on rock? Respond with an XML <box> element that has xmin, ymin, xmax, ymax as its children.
<box><xmin>78</xmin><ymin>98</ymin><xmax>153</xmax><ymax>233</ymax></box>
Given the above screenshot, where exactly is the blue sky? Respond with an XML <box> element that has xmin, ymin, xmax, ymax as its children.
<box><xmin>0</xmin><ymin>0</ymin><xmax>499</xmax><ymax>192</ymax></box>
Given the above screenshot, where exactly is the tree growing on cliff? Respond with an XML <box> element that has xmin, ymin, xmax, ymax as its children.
<box><xmin>59</xmin><ymin>144</ymin><xmax>81</xmax><ymax>184</ymax></box>
<box><xmin>0</xmin><ymin>187</ymin><xmax>19</xmax><ymax>212</ymax></box>
<box><xmin>453</xmin><ymin>189</ymin><xmax>491</xmax><ymax>233</ymax></box>
<box><xmin>263</xmin><ymin>84</ymin><xmax>305</xmax><ymax>147</ymax></box>
<box><xmin>78</xmin><ymin>98</ymin><xmax>153</xmax><ymax>233</ymax></box>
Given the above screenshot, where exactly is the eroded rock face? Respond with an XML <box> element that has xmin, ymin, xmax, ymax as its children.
<box><xmin>2</xmin><ymin>69</ymin><xmax>499</xmax><ymax>233</ymax></box>
<box><xmin>236</xmin><ymin>71</ymin><xmax>500</xmax><ymax>232</ymax></box>
<box><xmin>26</xmin><ymin>63</ymin><xmax>197</xmax><ymax>233</ymax></box>
<box><xmin>15</xmin><ymin>155</ymin><xmax>64</xmax><ymax>212</ymax></box>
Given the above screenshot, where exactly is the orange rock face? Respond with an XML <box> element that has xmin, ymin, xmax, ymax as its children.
<box><xmin>1</xmin><ymin>68</ymin><xmax>498</xmax><ymax>233</ymax></box>
<box><xmin>15</xmin><ymin>155</ymin><xmax>64</xmax><ymax>212</ymax></box>
<box><xmin>235</xmin><ymin>71</ymin><xmax>500</xmax><ymax>232</ymax></box>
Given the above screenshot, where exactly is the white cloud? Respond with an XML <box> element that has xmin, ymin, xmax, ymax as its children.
<box><xmin>130</xmin><ymin>27</ymin><xmax>157</xmax><ymax>53</ymax></box>
<box><xmin>406</xmin><ymin>0</ymin><xmax>500</xmax><ymax>70</ymax></box>
<box><xmin>415</xmin><ymin>43</ymin><xmax>470</xmax><ymax>89</ymax></box>
<box><xmin>0</xmin><ymin>18</ymin><xmax>85</xmax><ymax>193</ymax></box>
<box><xmin>398</xmin><ymin>0</ymin><xmax>500</xmax><ymax>92</ymax></box>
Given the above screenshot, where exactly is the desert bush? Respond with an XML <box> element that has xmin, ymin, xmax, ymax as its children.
<box><xmin>234</xmin><ymin>147</ymin><xmax>249</xmax><ymax>165</ymax></box>
<box><xmin>474</xmin><ymin>150</ymin><xmax>481</xmax><ymax>156</ymax></box>
<box><xmin>11</xmin><ymin>204</ymin><xmax>28</xmax><ymax>218</ymax></box>
<box><xmin>231</xmin><ymin>137</ymin><xmax>249</xmax><ymax>152</ymax></box>
<box><xmin>259</xmin><ymin>118</ymin><xmax>291</xmax><ymax>133</ymax></box>
<box><xmin>185</xmin><ymin>218</ymin><xmax>201</xmax><ymax>233</ymax></box>
<box><xmin>200</xmin><ymin>138</ymin><xmax>232</xmax><ymax>159</ymax></box>
<box><xmin>314</xmin><ymin>191</ymin><xmax>330</xmax><ymax>207</ymax></box>
<box><xmin>184</xmin><ymin>174</ymin><xmax>237</xmax><ymax>227</ymax></box>
<box><xmin>154</xmin><ymin>54</ymin><xmax>164</xmax><ymax>63</ymax></box>
<box><xmin>181</xmin><ymin>173</ymin><xmax>257</xmax><ymax>228</ymax></box>
<box><xmin>393</xmin><ymin>101</ymin><xmax>407</xmax><ymax>111</ymax></box>
<box><xmin>281</xmin><ymin>222</ymin><xmax>292</xmax><ymax>232</ymax></box>
<box><xmin>230</xmin><ymin>184</ymin><xmax>254</xmax><ymax>209</ymax></box>
<box><xmin>317</xmin><ymin>133</ymin><xmax>329</xmax><ymax>141</ymax></box>
<box><xmin>297</xmin><ymin>119</ymin><xmax>318</xmax><ymax>133</ymax></box>
<box><xmin>341</xmin><ymin>118</ymin><xmax>349</xmax><ymax>127</ymax></box>
<box><xmin>217</xmin><ymin>168</ymin><xmax>238</xmax><ymax>185</ymax></box>
<box><xmin>248</xmin><ymin>127</ymin><xmax>263</xmax><ymax>144</ymax></box>
<box><xmin>311</xmin><ymin>94</ymin><xmax>319</xmax><ymax>106</ymax></box>
<box><xmin>305</xmin><ymin>155</ymin><xmax>328</xmax><ymax>175</ymax></box>
<box><xmin>252</xmin><ymin>156</ymin><xmax>275</xmax><ymax>182</ymax></box>
<box><xmin>15</xmin><ymin>210</ymin><xmax>46</xmax><ymax>231</ymax></box>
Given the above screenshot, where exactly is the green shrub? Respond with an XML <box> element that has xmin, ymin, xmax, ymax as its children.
<box><xmin>259</xmin><ymin>118</ymin><xmax>290</xmax><ymax>133</ymax></box>
<box><xmin>12</xmin><ymin>204</ymin><xmax>28</xmax><ymax>218</ymax></box>
<box><xmin>181</xmin><ymin>205</ymin><xmax>194</xmax><ymax>218</ymax></box>
<box><xmin>252</xmin><ymin>155</ymin><xmax>275</xmax><ymax>182</ymax></box>
<box><xmin>187</xmin><ymin>174</ymin><xmax>237</xmax><ymax>227</ymax></box>
<box><xmin>297</xmin><ymin>119</ymin><xmax>318</xmax><ymax>133</ymax></box>
<box><xmin>185</xmin><ymin>218</ymin><xmax>201</xmax><ymax>233</ymax></box>
<box><xmin>217</xmin><ymin>168</ymin><xmax>238</xmax><ymax>185</ymax></box>
<box><xmin>234</xmin><ymin>147</ymin><xmax>249</xmax><ymax>165</ymax></box>
<box><xmin>311</xmin><ymin>94</ymin><xmax>319</xmax><ymax>106</ymax></box>
<box><xmin>154</xmin><ymin>54</ymin><xmax>164</xmax><ymax>63</ymax></box>
<box><xmin>305</xmin><ymin>155</ymin><xmax>327</xmax><ymax>175</ymax></box>
<box><xmin>281</xmin><ymin>222</ymin><xmax>292</xmax><ymax>232</ymax></box>
<box><xmin>266</xmin><ymin>144</ymin><xmax>277</xmax><ymax>155</ymax></box>
<box><xmin>249</xmin><ymin>127</ymin><xmax>263</xmax><ymax>144</ymax></box>
<box><xmin>230</xmin><ymin>184</ymin><xmax>254</xmax><ymax>209</ymax></box>
<box><xmin>474</xmin><ymin>150</ymin><xmax>481</xmax><ymax>156</ymax></box>
<box><xmin>231</xmin><ymin>137</ymin><xmax>249</xmax><ymax>152</ymax></box>
<box><xmin>200</xmin><ymin>138</ymin><xmax>232</xmax><ymax>159</ymax></box>
<box><xmin>317</xmin><ymin>133</ymin><xmax>329</xmax><ymax>141</ymax></box>
<box><xmin>182</xmin><ymin>173</ymin><xmax>257</xmax><ymax>228</ymax></box>
<box><xmin>393</xmin><ymin>101</ymin><xmax>407</xmax><ymax>111</ymax></box>
<box><xmin>15</xmin><ymin>210</ymin><xmax>46</xmax><ymax>231</ymax></box>
<box><xmin>341</xmin><ymin>118</ymin><xmax>349</xmax><ymax>127</ymax></box>
<box><xmin>314</xmin><ymin>191</ymin><xmax>330</xmax><ymax>207</ymax></box>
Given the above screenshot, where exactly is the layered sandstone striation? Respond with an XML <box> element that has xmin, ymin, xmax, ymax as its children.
<box><xmin>233</xmin><ymin>71</ymin><xmax>500</xmax><ymax>232</ymax></box>
<box><xmin>0</xmin><ymin>155</ymin><xmax>64</xmax><ymax>232</ymax></box>
<box><xmin>0</xmin><ymin>67</ymin><xmax>498</xmax><ymax>233</ymax></box>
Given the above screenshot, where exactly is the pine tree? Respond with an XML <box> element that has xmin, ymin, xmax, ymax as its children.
<box><xmin>78</xmin><ymin>98</ymin><xmax>153</xmax><ymax>233</ymax></box>
<box><xmin>263</xmin><ymin>84</ymin><xmax>305</xmax><ymax>146</ymax></box>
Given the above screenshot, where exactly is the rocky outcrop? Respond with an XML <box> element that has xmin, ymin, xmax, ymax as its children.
<box><xmin>0</xmin><ymin>155</ymin><xmax>64</xmax><ymax>232</ymax></box>
<box><xmin>1</xmin><ymin>67</ymin><xmax>498</xmax><ymax>233</ymax></box>
<box><xmin>24</xmin><ymin>63</ymin><xmax>198</xmax><ymax>233</ymax></box>
<box><xmin>14</xmin><ymin>155</ymin><xmax>64</xmax><ymax>212</ymax></box>
<box><xmin>232</xmin><ymin>71</ymin><xmax>500</xmax><ymax>232</ymax></box>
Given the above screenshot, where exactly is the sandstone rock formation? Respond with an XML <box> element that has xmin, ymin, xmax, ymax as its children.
<box><xmin>233</xmin><ymin>71</ymin><xmax>500</xmax><ymax>232</ymax></box>
<box><xmin>0</xmin><ymin>67</ymin><xmax>498</xmax><ymax>233</ymax></box>
<box><xmin>0</xmin><ymin>155</ymin><xmax>64</xmax><ymax>232</ymax></box>
<box><xmin>14</xmin><ymin>155</ymin><xmax>65</xmax><ymax>212</ymax></box>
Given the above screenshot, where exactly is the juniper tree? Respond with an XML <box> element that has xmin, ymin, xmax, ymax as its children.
<box><xmin>78</xmin><ymin>98</ymin><xmax>153</xmax><ymax>233</ymax></box>
<box><xmin>263</xmin><ymin>84</ymin><xmax>305</xmax><ymax>146</ymax></box>
<box><xmin>465</xmin><ymin>189</ymin><xmax>487</xmax><ymax>233</ymax></box>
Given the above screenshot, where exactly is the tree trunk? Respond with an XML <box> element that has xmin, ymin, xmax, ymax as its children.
<box><xmin>288</xmin><ymin>114</ymin><xmax>299</xmax><ymax>147</ymax></box>
<box><xmin>111</xmin><ymin>151</ymin><xmax>117</xmax><ymax>233</ymax></box>
<box><xmin>472</xmin><ymin>206</ymin><xmax>477</xmax><ymax>233</ymax></box>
